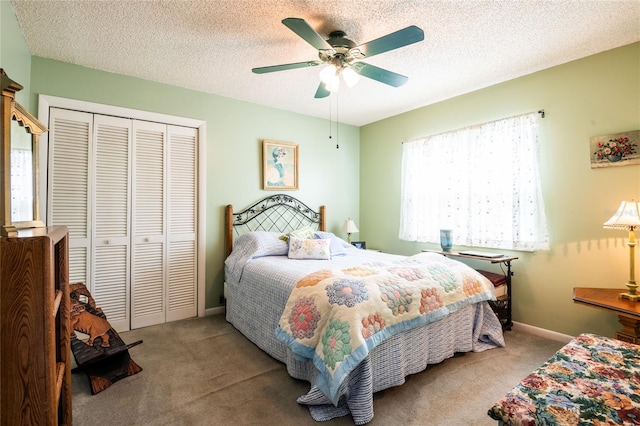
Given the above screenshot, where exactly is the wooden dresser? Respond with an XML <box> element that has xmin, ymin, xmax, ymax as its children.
<box><xmin>1</xmin><ymin>226</ymin><xmax>72</xmax><ymax>425</ymax></box>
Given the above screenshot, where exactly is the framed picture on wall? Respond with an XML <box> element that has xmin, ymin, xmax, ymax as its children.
<box><xmin>590</xmin><ymin>130</ymin><xmax>639</xmax><ymax>168</ymax></box>
<box><xmin>351</xmin><ymin>241</ymin><xmax>366</xmax><ymax>250</ymax></box>
<box><xmin>263</xmin><ymin>140</ymin><xmax>298</xmax><ymax>190</ymax></box>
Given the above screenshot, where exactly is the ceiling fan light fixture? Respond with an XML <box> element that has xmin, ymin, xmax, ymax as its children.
<box><xmin>319</xmin><ymin>64</ymin><xmax>339</xmax><ymax>84</ymax></box>
<box><xmin>255</xmin><ymin>18</ymin><xmax>424</xmax><ymax>98</ymax></box>
<box><xmin>325</xmin><ymin>78</ymin><xmax>340</xmax><ymax>93</ymax></box>
<box><xmin>342</xmin><ymin>66</ymin><xmax>360</xmax><ymax>88</ymax></box>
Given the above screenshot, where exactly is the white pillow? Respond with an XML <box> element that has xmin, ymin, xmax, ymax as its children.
<box><xmin>225</xmin><ymin>232</ymin><xmax>289</xmax><ymax>281</ymax></box>
<box><xmin>288</xmin><ymin>235</ymin><xmax>331</xmax><ymax>260</ymax></box>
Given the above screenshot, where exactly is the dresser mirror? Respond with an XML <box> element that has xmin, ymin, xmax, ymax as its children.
<box><xmin>1</xmin><ymin>69</ymin><xmax>47</xmax><ymax>236</ymax></box>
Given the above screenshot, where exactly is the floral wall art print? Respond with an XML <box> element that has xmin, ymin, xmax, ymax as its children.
<box><xmin>263</xmin><ymin>140</ymin><xmax>298</xmax><ymax>190</ymax></box>
<box><xmin>590</xmin><ymin>130</ymin><xmax>639</xmax><ymax>168</ymax></box>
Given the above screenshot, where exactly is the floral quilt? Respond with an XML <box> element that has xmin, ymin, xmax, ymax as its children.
<box><xmin>275</xmin><ymin>252</ymin><xmax>497</xmax><ymax>406</ymax></box>
<box><xmin>488</xmin><ymin>333</ymin><xmax>640</xmax><ymax>425</ymax></box>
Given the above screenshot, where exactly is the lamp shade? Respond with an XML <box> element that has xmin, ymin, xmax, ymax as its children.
<box><xmin>319</xmin><ymin>64</ymin><xmax>338</xmax><ymax>84</ymax></box>
<box><xmin>603</xmin><ymin>200</ymin><xmax>640</xmax><ymax>230</ymax></box>
<box><xmin>342</xmin><ymin>219</ymin><xmax>359</xmax><ymax>233</ymax></box>
<box><xmin>342</xmin><ymin>66</ymin><xmax>361</xmax><ymax>88</ymax></box>
<box><xmin>319</xmin><ymin>64</ymin><xmax>361</xmax><ymax>93</ymax></box>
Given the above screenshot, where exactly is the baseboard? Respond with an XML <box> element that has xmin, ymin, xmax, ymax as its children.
<box><xmin>203</xmin><ymin>308</ymin><xmax>574</xmax><ymax>342</ymax></box>
<box><xmin>206</xmin><ymin>306</ymin><xmax>225</xmax><ymax>316</ymax></box>
<box><xmin>512</xmin><ymin>321</ymin><xmax>574</xmax><ymax>344</ymax></box>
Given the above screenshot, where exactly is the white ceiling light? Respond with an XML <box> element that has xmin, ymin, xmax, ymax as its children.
<box><xmin>319</xmin><ymin>64</ymin><xmax>338</xmax><ymax>84</ymax></box>
<box><xmin>342</xmin><ymin>66</ymin><xmax>360</xmax><ymax>88</ymax></box>
<box><xmin>319</xmin><ymin>64</ymin><xmax>340</xmax><ymax>92</ymax></box>
<box><xmin>319</xmin><ymin>64</ymin><xmax>361</xmax><ymax>93</ymax></box>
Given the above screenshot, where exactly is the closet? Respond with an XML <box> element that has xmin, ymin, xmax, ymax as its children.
<box><xmin>46</xmin><ymin>107</ymin><xmax>198</xmax><ymax>331</ymax></box>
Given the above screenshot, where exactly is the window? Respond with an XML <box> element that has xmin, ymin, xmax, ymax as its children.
<box><xmin>400</xmin><ymin>112</ymin><xmax>549</xmax><ymax>251</ymax></box>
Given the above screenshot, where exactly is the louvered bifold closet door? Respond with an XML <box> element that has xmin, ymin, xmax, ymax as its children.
<box><xmin>92</xmin><ymin>115</ymin><xmax>132</xmax><ymax>332</ymax></box>
<box><xmin>48</xmin><ymin>108</ymin><xmax>92</xmax><ymax>287</ymax></box>
<box><xmin>131</xmin><ymin>120</ymin><xmax>166</xmax><ymax>329</ymax></box>
<box><xmin>166</xmin><ymin>125</ymin><xmax>198</xmax><ymax>322</ymax></box>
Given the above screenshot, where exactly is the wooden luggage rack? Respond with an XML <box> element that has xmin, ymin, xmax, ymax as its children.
<box><xmin>69</xmin><ymin>283</ymin><xmax>143</xmax><ymax>394</ymax></box>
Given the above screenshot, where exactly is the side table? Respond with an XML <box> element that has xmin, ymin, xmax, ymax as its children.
<box><xmin>572</xmin><ymin>287</ymin><xmax>640</xmax><ymax>344</ymax></box>
<box><xmin>424</xmin><ymin>250</ymin><xmax>518</xmax><ymax>330</ymax></box>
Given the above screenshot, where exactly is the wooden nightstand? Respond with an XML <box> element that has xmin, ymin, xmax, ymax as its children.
<box><xmin>423</xmin><ymin>250</ymin><xmax>518</xmax><ymax>330</ymax></box>
<box><xmin>573</xmin><ymin>287</ymin><xmax>640</xmax><ymax>344</ymax></box>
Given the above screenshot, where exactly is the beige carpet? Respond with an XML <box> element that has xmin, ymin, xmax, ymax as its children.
<box><xmin>71</xmin><ymin>314</ymin><xmax>566</xmax><ymax>426</ymax></box>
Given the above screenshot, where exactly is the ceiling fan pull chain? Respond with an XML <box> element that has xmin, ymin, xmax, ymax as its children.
<box><xmin>328</xmin><ymin>94</ymin><xmax>333</xmax><ymax>143</ymax></box>
<box><xmin>336</xmin><ymin>92</ymin><xmax>339</xmax><ymax>149</ymax></box>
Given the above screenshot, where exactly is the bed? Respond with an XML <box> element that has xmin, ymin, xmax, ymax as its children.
<box><xmin>224</xmin><ymin>195</ymin><xmax>505</xmax><ymax>424</ymax></box>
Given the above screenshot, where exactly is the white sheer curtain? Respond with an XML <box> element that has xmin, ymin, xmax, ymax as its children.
<box><xmin>400</xmin><ymin>112</ymin><xmax>549</xmax><ymax>251</ymax></box>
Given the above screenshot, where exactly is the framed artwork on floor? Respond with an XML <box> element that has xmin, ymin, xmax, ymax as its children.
<box><xmin>263</xmin><ymin>140</ymin><xmax>298</xmax><ymax>190</ymax></box>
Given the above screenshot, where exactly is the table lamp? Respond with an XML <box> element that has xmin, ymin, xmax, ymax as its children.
<box><xmin>342</xmin><ymin>218</ymin><xmax>359</xmax><ymax>244</ymax></box>
<box><xmin>603</xmin><ymin>200</ymin><xmax>640</xmax><ymax>301</ymax></box>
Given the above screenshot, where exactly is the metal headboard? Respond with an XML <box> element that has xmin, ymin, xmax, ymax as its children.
<box><xmin>225</xmin><ymin>194</ymin><xmax>326</xmax><ymax>257</ymax></box>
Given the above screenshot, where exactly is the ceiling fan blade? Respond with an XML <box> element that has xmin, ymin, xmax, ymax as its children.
<box><xmin>252</xmin><ymin>60</ymin><xmax>323</xmax><ymax>74</ymax></box>
<box><xmin>282</xmin><ymin>18</ymin><xmax>333</xmax><ymax>51</ymax></box>
<box><xmin>351</xmin><ymin>62</ymin><xmax>408</xmax><ymax>87</ymax></box>
<box><xmin>351</xmin><ymin>26</ymin><xmax>424</xmax><ymax>59</ymax></box>
<box><xmin>314</xmin><ymin>82</ymin><xmax>330</xmax><ymax>98</ymax></box>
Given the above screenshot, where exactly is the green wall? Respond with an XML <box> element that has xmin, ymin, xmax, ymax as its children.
<box><xmin>360</xmin><ymin>42</ymin><xmax>640</xmax><ymax>338</ymax></box>
<box><xmin>1</xmin><ymin>0</ymin><xmax>31</xmax><ymax>107</ymax></box>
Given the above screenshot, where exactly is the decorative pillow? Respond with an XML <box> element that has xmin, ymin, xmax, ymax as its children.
<box><xmin>280</xmin><ymin>225</ymin><xmax>317</xmax><ymax>243</ymax></box>
<box><xmin>288</xmin><ymin>235</ymin><xmax>331</xmax><ymax>260</ymax></box>
<box><xmin>314</xmin><ymin>231</ymin><xmax>348</xmax><ymax>256</ymax></box>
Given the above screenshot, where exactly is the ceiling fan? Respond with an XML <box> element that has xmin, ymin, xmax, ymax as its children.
<box><xmin>252</xmin><ymin>18</ymin><xmax>425</xmax><ymax>98</ymax></box>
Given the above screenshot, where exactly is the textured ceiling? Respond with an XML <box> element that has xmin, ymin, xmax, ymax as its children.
<box><xmin>10</xmin><ymin>0</ymin><xmax>640</xmax><ymax>126</ymax></box>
